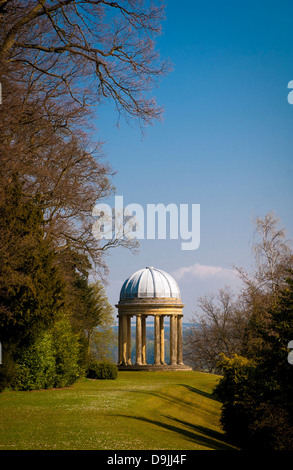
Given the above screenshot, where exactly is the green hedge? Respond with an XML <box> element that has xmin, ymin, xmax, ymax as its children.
<box><xmin>86</xmin><ymin>361</ymin><xmax>118</xmax><ymax>380</ymax></box>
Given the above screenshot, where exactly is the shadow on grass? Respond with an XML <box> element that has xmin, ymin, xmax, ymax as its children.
<box><xmin>114</xmin><ymin>414</ymin><xmax>237</xmax><ymax>450</ymax></box>
<box><xmin>130</xmin><ymin>389</ymin><xmax>197</xmax><ymax>410</ymax></box>
<box><xmin>179</xmin><ymin>384</ymin><xmax>222</xmax><ymax>402</ymax></box>
<box><xmin>128</xmin><ymin>382</ymin><xmax>221</xmax><ymax>411</ymax></box>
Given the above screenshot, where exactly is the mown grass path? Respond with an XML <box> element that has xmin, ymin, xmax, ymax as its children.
<box><xmin>0</xmin><ymin>371</ymin><xmax>237</xmax><ymax>450</ymax></box>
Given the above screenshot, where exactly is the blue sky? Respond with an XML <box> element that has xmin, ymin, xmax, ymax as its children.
<box><xmin>93</xmin><ymin>0</ymin><xmax>293</xmax><ymax>321</ymax></box>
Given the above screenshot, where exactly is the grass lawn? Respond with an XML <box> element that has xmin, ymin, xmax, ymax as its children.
<box><xmin>0</xmin><ymin>370</ymin><xmax>237</xmax><ymax>450</ymax></box>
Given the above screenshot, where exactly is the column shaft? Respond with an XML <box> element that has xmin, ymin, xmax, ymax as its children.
<box><xmin>154</xmin><ymin>315</ymin><xmax>161</xmax><ymax>365</ymax></box>
<box><xmin>142</xmin><ymin>315</ymin><xmax>147</xmax><ymax>365</ymax></box>
<box><xmin>136</xmin><ymin>315</ymin><xmax>142</xmax><ymax>365</ymax></box>
<box><xmin>177</xmin><ymin>315</ymin><xmax>183</xmax><ymax>365</ymax></box>
<box><xmin>170</xmin><ymin>315</ymin><xmax>178</xmax><ymax>365</ymax></box>
<box><xmin>118</xmin><ymin>315</ymin><xmax>123</xmax><ymax>364</ymax></box>
<box><xmin>122</xmin><ymin>315</ymin><xmax>128</xmax><ymax>365</ymax></box>
<box><xmin>127</xmin><ymin>316</ymin><xmax>132</xmax><ymax>364</ymax></box>
<box><xmin>160</xmin><ymin>316</ymin><xmax>165</xmax><ymax>365</ymax></box>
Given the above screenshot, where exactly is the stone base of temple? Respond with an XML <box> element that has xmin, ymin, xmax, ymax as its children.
<box><xmin>117</xmin><ymin>364</ymin><xmax>193</xmax><ymax>371</ymax></box>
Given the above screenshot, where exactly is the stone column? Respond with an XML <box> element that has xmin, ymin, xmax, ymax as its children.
<box><xmin>127</xmin><ymin>315</ymin><xmax>132</xmax><ymax>365</ymax></box>
<box><xmin>170</xmin><ymin>315</ymin><xmax>178</xmax><ymax>365</ymax></box>
<box><xmin>177</xmin><ymin>315</ymin><xmax>183</xmax><ymax>365</ymax></box>
<box><xmin>122</xmin><ymin>314</ymin><xmax>128</xmax><ymax>365</ymax></box>
<box><xmin>136</xmin><ymin>314</ymin><xmax>142</xmax><ymax>365</ymax></box>
<box><xmin>118</xmin><ymin>315</ymin><xmax>123</xmax><ymax>365</ymax></box>
<box><xmin>160</xmin><ymin>316</ymin><xmax>165</xmax><ymax>365</ymax></box>
<box><xmin>142</xmin><ymin>315</ymin><xmax>147</xmax><ymax>365</ymax></box>
<box><xmin>154</xmin><ymin>315</ymin><xmax>161</xmax><ymax>365</ymax></box>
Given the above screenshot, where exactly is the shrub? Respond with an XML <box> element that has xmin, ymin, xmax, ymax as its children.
<box><xmin>52</xmin><ymin>316</ymin><xmax>82</xmax><ymax>387</ymax></box>
<box><xmin>214</xmin><ymin>353</ymin><xmax>255</xmax><ymax>403</ymax></box>
<box><xmin>214</xmin><ymin>354</ymin><xmax>258</xmax><ymax>448</ymax></box>
<box><xmin>13</xmin><ymin>333</ymin><xmax>55</xmax><ymax>391</ymax></box>
<box><xmin>86</xmin><ymin>360</ymin><xmax>118</xmax><ymax>380</ymax></box>
<box><xmin>214</xmin><ymin>353</ymin><xmax>293</xmax><ymax>450</ymax></box>
<box><xmin>12</xmin><ymin>316</ymin><xmax>82</xmax><ymax>390</ymax></box>
<box><xmin>0</xmin><ymin>348</ymin><xmax>16</xmax><ymax>392</ymax></box>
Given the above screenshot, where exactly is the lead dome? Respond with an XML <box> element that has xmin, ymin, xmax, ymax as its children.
<box><xmin>119</xmin><ymin>266</ymin><xmax>180</xmax><ymax>301</ymax></box>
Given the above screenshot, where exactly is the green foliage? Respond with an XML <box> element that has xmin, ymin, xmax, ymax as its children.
<box><xmin>215</xmin><ymin>278</ymin><xmax>293</xmax><ymax>450</ymax></box>
<box><xmin>12</xmin><ymin>316</ymin><xmax>82</xmax><ymax>391</ymax></box>
<box><xmin>214</xmin><ymin>354</ymin><xmax>258</xmax><ymax>448</ymax></box>
<box><xmin>215</xmin><ymin>354</ymin><xmax>255</xmax><ymax>403</ymax></box>
<box><xmin>0</xmin><ymin>177</ymin><xmax>66</xmax><ymax>392</ymax></box>
<box><xmin>0</xmin><ymin>177</ymin><xmax>64</xmax><ymax>348</ymax></box>
<box><xmin>13</xmin><ymin>332</ymin><xmax>55</xmax><ymax>391</ymax></box>
<box><xmin>52</xmin><ymin>316</ymin><xmax>82</xmax><ymax>388</ymax></box>
<box><xmin>86</xmin><ymin>360</ymin><xmax>118</xmax><ymax>380</ymax></box>
<box><xmin>56</xmin><ymin>251</ymin><xmax>114</xmax><ymax>367</ymax></box>
<box><xmin>0</xmin><ymin>178</ymin><xmax>113</xmax><ymax>391</ymax></box>
<box><xmin>0</xmin><ymin>348</ymin><xmax>16</xmax><ymax>393</ymax></box>
<box><xmin>89</xmin><ymin>281</ymin><xmax>116</xmax><ymax>362</ymax></box>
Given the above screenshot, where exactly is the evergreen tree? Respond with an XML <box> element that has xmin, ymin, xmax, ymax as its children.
<box><xmin>55</xmin><ymin>248</ymin><xmax>114</xmax><ymax>366</ymax></box>
<box><xmin>214</xmin><ymin>214</ymin><xmax>293</xmax><ymax>449</ymax></box>
<box><xmin>0</xmin><ymin>176</ymin><xmax>64</xmax><ymax>389</ymax></box>
<box><xmin>216</xmin><ymin>276</ymin><xmax>293</xmax><ymax>449</ymax></box>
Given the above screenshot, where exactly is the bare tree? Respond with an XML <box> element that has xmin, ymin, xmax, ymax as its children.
<box><xmin>184</xmin><ymin>288</ymin><xmax>250</xmax><ymax>373</ymax></box>
<box><xmin>0</xmin><ymin>1</ymin><xmax>167</xmax><ymax>272</ymax></box>
<box><xmin>0</xmin><ymin>75</ymin><xmax>140</xmax><ymax>275</ymax></box>
<box><xmin>0</xmin><ymin>0</ymin><xmax>170</xmax><ymax>125</ymax></box>
<box><xmin>231</xmin><ymin>212</ymin><xmax>293</xmax><ymax>328</ymax></box>
<box><xmin>252</xmin><ymin>212</ymin><xmax>292</xmax><ymax>290</ymax></box>
<box><xmin>185</xmin><ymin>213</ymin><xmax>293</xmax><ymax>372</ymax></box>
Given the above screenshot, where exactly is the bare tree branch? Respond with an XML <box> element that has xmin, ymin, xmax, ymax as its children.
<box><xmin>1</xmin><ymin>0</ymin><xmax>170</xmax><ymax>125</ymax></box>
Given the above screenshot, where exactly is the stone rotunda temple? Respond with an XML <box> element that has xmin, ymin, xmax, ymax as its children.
<box><xmin>116</xmin><ymin>267</ymin><xmax>192</xmax><ymax>371</ymax></box>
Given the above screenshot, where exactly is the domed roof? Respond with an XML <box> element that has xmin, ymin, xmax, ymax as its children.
<box><xmin>119</xmin><ymin>267</ymin><xmax>180</xmax><ymax>301</ymax></box>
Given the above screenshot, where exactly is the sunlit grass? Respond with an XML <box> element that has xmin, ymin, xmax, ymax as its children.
<box><xmin>0</xmin><ymin>370</ymin><xmax>237</xmax><ymax>450</ymax></box>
